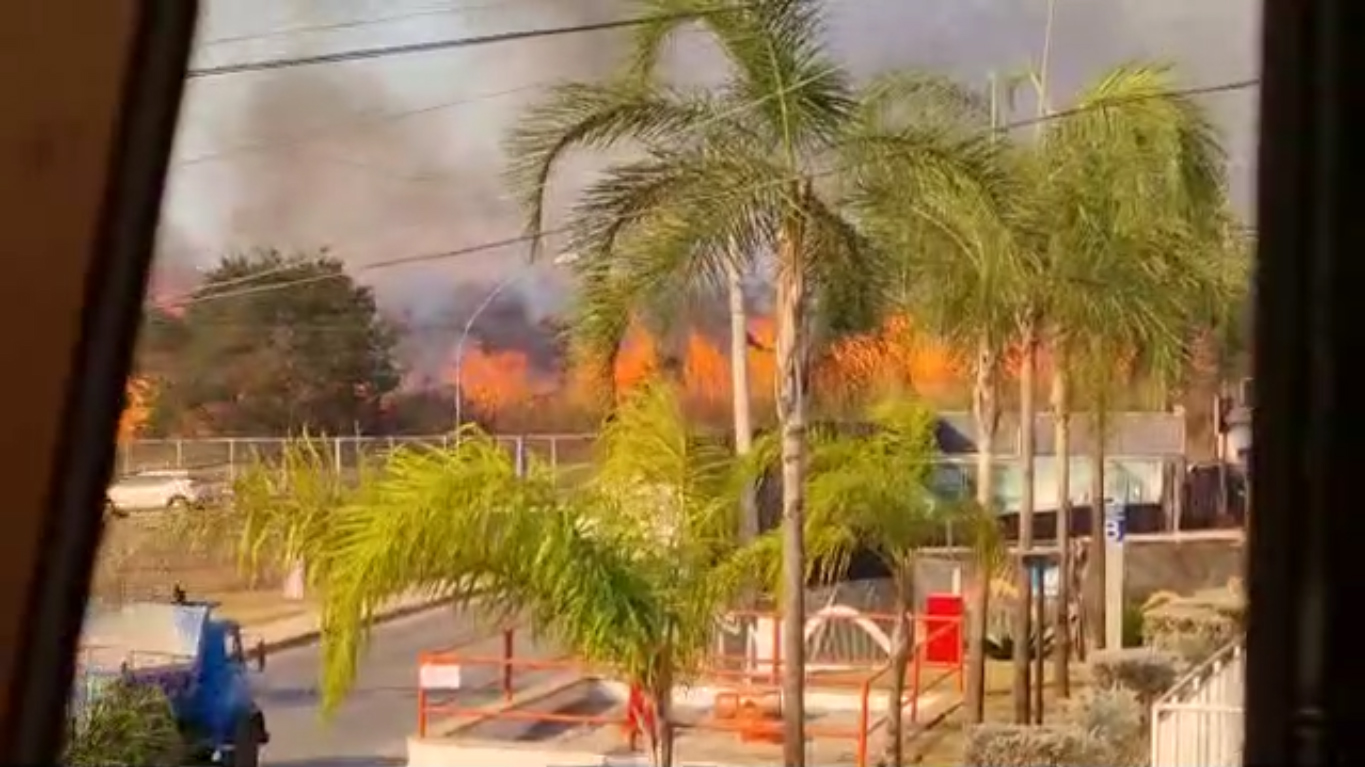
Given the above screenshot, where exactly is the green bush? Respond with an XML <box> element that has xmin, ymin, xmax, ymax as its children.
<box><xmin>1141</xmin><ymin>599</ymin><xmax>1239</xmax><ymax>666</ymax></box>
<box><xmin>64</xmin><ymin>678</ymin><xmax>182</xmax><ymax>767</ymax></box>
<box><xmin>1068</xmin><ymin>687</ymin><xmax>1147</xmax><ymax>767</ymax></box>
<box><xmin>963</xmin><ymin>723</ymin><xmax>1107</xmax><ymax>767</ymax></box>
<box><xmin>1090</xmin><ymin>647</ymin><xmax>1180</xmax><ymax>704</ymax></box>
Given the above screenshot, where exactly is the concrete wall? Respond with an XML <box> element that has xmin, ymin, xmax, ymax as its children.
<box><xmin>906</xmin><ymin>533</ymin><xmax>1244</xmax><ymax>607</ymax></box>
<box><xmin>1123</xmin><ymin>535</ymin><xmax>1243</xmax><ymax>601</ymax></box>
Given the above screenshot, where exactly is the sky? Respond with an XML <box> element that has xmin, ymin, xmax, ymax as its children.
<box><xmin>156</xmin><ymin>0</ymin><xmax>1262</xmax><ymax>325</ymax></box>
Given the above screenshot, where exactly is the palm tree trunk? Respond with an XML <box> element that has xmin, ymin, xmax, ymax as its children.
<box><xmin>966</xmin><ymin>338</ymin><xmax>999</xmax><ymax>724</ymax></box>
<box><xmin>884</xmin><ymin>574</ymin><xmax>913</xmax><ymax>767</ymax></box>
<box><xmin>655</xmin><ymin>667</ymin><xmax>675</xmax><ymax>767</ymax></box>
<box><xmin>1013</xmin><ymin>318</ymin><xmax>1039</xmax><ymax>724</ymax></box>
<box><xmin>1050</xmin><ymin>365</ymin><xmax>1072</xmax><ymax>697</ymax></box>
<box><xmin>728</xmin><ymin>260</ymin><xmax>757</xmax><ymax>542</ymax></box>
<box><xmin>1087</xmin><ymin>404</ymin><xmax>1109</xmax><ymax>649</ymax></box>
<box><xmin>775</xmin><ymin>235</ymin><xmax>809</xmax><ymax>767</ymax></box>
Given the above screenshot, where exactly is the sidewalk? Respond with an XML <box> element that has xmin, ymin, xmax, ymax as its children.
<box><xmin>242</xmin><ymin>591</ymin><xmax>454</xmax><ymax>654</ymax></box>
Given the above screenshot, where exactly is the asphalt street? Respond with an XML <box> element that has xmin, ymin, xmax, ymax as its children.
<box><xmin>252</xmin><ymin>605</ymin><xmax>507</xmax><ymax>767</ymax></box>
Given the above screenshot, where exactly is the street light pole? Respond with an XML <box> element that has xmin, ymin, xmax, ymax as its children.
<box><xmin>453</xmin><ymin>252</ymin><xmax>578</xmax><ymax>432</ymax></box>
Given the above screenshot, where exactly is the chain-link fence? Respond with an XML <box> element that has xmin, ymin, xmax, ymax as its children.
<box><xmin>115</xmin><ymin>434</ymin><xmax>596</xmax><ymax>481</ymax></box>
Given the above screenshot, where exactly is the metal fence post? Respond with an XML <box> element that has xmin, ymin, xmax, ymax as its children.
<box><xmin>228</xmin><ymin>439</ymin><xmax>237</xmax><ymax>482</ymax></box>
<box><xmin>334</xmin><ymin>437</ymin><xmax>343</xmax><ymax>474</ymax></box>
<box><xmin>548</xmin><ymin>436</ymin><xmax>559</xmax><ymax>473</ymax></box>
<box><xmin>514</xmin><ymin>436</ymin><xmax>526</xmax><ymax>478</ymax></box>
<box><xmin>175</xmin><ymin>438</ymin><xmax>184</xmax><ymax>469</ymax></box>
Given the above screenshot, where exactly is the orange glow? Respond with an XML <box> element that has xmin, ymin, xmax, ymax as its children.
<box><xmin>445</xmin><ymin>312</ymin><xmax>972</xmax><ymax>426</ymax></box>
<box><xmin>454</xmin><ymin>347</ymin><xmax>545</xmax><ymax>417</ymax></box>
<box><xmin>684</xmin><ymin>331</ymin><xmax>730</xmax><ymax>404</ymax></box>
<box><xmin>815</xmin><ymin>315</ymin><xmax>963</xmax><ymax>399</ymax></box>
<box><xmin>118</xmin><ymin>377</ymin><xmax>154</xmax><ymax>443</ymax></box>
<box><xmin>614</xmin><ymin>324</ymin><xmax>660</xmax><ymax>392</ymax></box>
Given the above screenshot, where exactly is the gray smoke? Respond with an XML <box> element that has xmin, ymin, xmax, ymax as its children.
<box><xmin>161</xmin><ymin>0</ymin><xmax>1261</xmax><ymax>374</ymax></box>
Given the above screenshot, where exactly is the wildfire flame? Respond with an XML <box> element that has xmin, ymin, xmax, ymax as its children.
<box><xmin>118</xmin><ymin>377</ymin><xmax>154</xmax><ymax>443</ymax></box>
<box><xmin>447</xmin><ymin>313</ymin><xmax>968</xmax><ymax>426</ymax></box>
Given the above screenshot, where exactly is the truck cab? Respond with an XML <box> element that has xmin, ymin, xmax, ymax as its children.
<box><xmin>77</xmin><ymin>601</ymin><xmax>269</xmax><ymax>766</ymax></box>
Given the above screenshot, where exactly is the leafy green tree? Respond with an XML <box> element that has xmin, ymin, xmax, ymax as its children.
<box><xmin>146</xmin><ymin>249</ymin><xmax>399</xmax><ymax>435</ymax></box>
<box><xmin>313</xmin><ymin>383</ymin><xmax>755</xmax><ymax>767</ymax></box>
<box><xmin>505</xmin><ymin>3</ymin><xmax>1007</xmax><ymax>756</ymax></box>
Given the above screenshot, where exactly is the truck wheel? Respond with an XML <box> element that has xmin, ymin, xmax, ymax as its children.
<box><xmin>228</xmin><ymin>718</ymin><xmax>260</xmax><ymax>767</ymax></box>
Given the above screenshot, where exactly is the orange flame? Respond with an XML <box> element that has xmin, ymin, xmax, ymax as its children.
<box><xmin>455</xmin><ymin>346</ymin><xmax>546</xmax><ymax>417</ymax></box>
<box><xmin>815</xmin><ymin>314</ymin><xmax>962</xmax><ymax>399</ymax></box>
<box><xmin>118</xmin><ymin>377</ymin><xmax>154</xmax><ymax>443</ymax></box>
<box><xmin>444</xmin><ymin>312</ymin><xmax>973</xmax><ymax>427</ymax></box>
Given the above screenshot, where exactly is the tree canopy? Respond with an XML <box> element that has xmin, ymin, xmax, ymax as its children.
<box><xmin>140</xmin><ymin>250</ymin><xmax>399</xmax><ymax>436</ymax></box>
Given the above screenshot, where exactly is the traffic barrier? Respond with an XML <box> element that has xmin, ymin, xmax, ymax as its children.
<box><xmin>414</xmin><ymin>611</ymin><xmax>964</xmax><ymax>767</ymax></box>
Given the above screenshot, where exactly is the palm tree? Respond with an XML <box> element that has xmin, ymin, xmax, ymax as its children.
<box><xmin>504</xmin><ymin>2</ymin><xmax>1009</xmax><ymax>758</ymax></box>
<box><xmin>1030</xmin><ymin>64</ymin><xmax>1233</xmax><ymax>660</ymax></box>
<box><xmin>312</xmin><ymin>383</ymin><xmax>754</xmax><ymax>767</ymax></box>
<box><xmin>851</xmin><ymin>59</ymin><xmax>1235</xmax><ymax>714</ymax></box>
<box><xmin>847</xmin><ymin>72</ymin><xmax>1030</xmax><ymax>724</ymax></box>
<box><xmin>794</xmin><ymin>394</ymin><xmax>995</xmax><ymax>767</ymax></box>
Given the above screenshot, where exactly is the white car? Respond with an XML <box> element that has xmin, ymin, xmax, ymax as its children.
<box><xmin>105</xmin><ymin>470</ymin><xmax>209</xmax><ymax>516</ymax></box>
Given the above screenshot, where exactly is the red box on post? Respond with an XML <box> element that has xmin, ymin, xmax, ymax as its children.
<box><xmin>923</xmin><ymin>593</ymin><xmax>964</xmax><ymax>665</ymax></box>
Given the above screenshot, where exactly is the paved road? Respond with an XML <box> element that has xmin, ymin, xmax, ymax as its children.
<box><xmin>252</xmin><ymin>605</ymin><xmax>512</xmax><ymax>767</ymax></box>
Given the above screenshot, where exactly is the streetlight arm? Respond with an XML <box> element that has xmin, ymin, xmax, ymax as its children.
<box><xmin>453</xmin><ymin>272</ymin><xmax>521</xmax><ymax>430</ymax></box>
<box><xmin>452</xmin><ymin>252</ymin><xmax>578</xmax><ymax>431</ymax></box>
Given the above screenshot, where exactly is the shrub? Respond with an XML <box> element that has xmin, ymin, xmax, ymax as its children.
<box><xmin>64</xmin><ymin>678</ymin><xmax>182</xmax><ymax>767</ymax></box>
<box><xmin>1068</xmin><ymin>687</ymin><xmax>1147</xmax><ymax>767</ymax></box>
<box><xmin>963</xmin><ymin>723</ymin><xmax>1107</xmax><ymax>767</ymax></box>
<box><xmin>1090</xmin><ymin>647</ymin><xmax>1180</xmax><ymax>703</ymax></box>
<box><xmin>1141</xmin><ymin>599</ymin><xmax>1239</xmax><ymax>666</ymax></box>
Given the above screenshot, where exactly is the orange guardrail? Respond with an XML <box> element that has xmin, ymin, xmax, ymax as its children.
<box><xmin>415</xmin><ymin>610</ymin><xmax>965</xmax><ymax>767</ymax></box>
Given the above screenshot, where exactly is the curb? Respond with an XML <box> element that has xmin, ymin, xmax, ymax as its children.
<box><xmin>253</xmin><ymin>596</ymin><xmax>455</xmax><ymax>656</ymax></box>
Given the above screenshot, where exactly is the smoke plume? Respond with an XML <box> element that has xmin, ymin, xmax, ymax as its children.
<box><xmin>158</xmin><ymin>0</ymin><xmax>1261</xmax><ymax>377</ymax></box>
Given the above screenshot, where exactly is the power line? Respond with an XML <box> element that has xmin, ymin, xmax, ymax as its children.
<box><xmin>165</xmin><ymin>52</ymin><xmax>830</xmax><ymax>302</ymax></box>
<box><xmin>161</xmin><ymin>75</ymin><xmax>1260</xmax><ymax>308</ymax></box>
<box><xmin>198</xmin><ymin>0</ymin><xmax>553</xmax><ymax>47</ymax></box>
<box><xmin>999</xmin><ymin>78</ymin><xmax>1261</xmax><ymax>134</ymax></box>
<box><xmin>187</xmin><ymin>9</ymin><xmax>718</xmax><ymax>79</ymax></box>
<box><xmin>174</xmin><ymin>80</ymin><xmax>546</xmax><ymax>167</ymax></box>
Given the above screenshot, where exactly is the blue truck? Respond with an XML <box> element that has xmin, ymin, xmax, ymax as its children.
<box><xmin>74</xmin><ymin>599</ymin><xmax>270</xmax><ymax>766</ymax></box>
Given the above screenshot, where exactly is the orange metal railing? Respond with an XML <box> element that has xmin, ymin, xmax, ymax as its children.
<box><xmin>415</xmin><ymin>611</ymin><xmax>965</xmax><ymax>767</ymax></box>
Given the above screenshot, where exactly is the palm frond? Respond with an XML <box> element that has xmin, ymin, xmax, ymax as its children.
<box><xmin>1040</xmin><ymin>61</ymin><xmax>1227</xmax><ymax>242</ymax></box>
<box><xmin>592</xmin><ymin>382</ymin><xmax>739</xmax><ymax>548</ymax></box>
<box><xmin>853</xmin><ymin>70</ymin><xmax>991</xmax><ymax>136</ymax></box>
<box><xmin>231</xmin><ymin>433</ymin><xmax>353</xmax><ymax>585</ymax></box>
<box><xmin>843</xmin><ymin>90</ymin><xmax>1032</xmax><ymax>349</ymax></box>
<box><xmin>316</xmin><ymin>390</ymin><xmax>759</xmax><ymax>712</ymax></box>
<box><xmin>503</xmin><ymin>81</ymin><xmax>738</xmax><ymax>256</ymax></box>
<box><xmin>639</xmin><ymin>0</ymin><xmax>856</xmax><ymax>152</ymax></box>
<box><xmin>316</xmin><ymin>432</ymin><xmax>668</xmax><ymax>709</ymax></box>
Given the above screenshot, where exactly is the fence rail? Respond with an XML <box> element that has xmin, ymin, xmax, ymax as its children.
<box><xmin>1150</xmin><ymin>641</ymin><xmax>1245</xmax><ymax>767</ymax></box>
<box><xmin>116</xmin><ymin>434</ymin><xmax>596</xmax><ymax>480</ymax></box>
